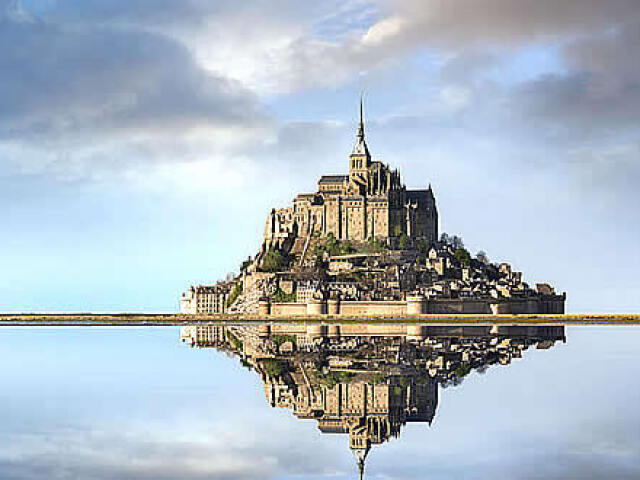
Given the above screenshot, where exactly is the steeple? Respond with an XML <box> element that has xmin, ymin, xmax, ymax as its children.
<box><xmin>351</xmin><ymin>93</ymin><xmax>370</xmax><ymax>159</ymax></box>
<box><xmin>357</xmin><ymin>92</ymin><xmax>365</xmax><ymax>140</ymax></box>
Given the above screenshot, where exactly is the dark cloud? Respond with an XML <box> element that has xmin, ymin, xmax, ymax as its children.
<box><xmin>378</xmin><ymin>0</ymin><xmax>640</xmax><ymax>49</ymax></box>
<box><xmin>0</xmin><ymin>7</ymin><xmax>263</xmax><ymax>141</ymax></box>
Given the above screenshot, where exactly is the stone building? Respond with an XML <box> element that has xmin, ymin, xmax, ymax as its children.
<box><xmin>180</xmin><ymin>284</ymin><xmax>229</xmax><ymax>314</ymax></box>
<box><xmin>263</xmin><ymin>98</ymin><xmax>438</xmax><ymax>253</ymax></box>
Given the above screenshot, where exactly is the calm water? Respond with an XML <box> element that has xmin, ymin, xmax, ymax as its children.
<box><xmin>1</xmin><ymin>325</ymin><xmax>639</xmax><ymax>480</ymax></box>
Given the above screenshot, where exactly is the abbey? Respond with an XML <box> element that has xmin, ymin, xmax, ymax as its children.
<box><xmin>263</xmin><ymin>99</ymin><xmax>438</xmax><ymax>251</ymax></box>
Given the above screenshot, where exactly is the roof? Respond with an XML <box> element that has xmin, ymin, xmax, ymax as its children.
<box><xmin>295</xmin><ymin>193</ymin><xmax>317</xmax><ymax>200</ymax></box>
<box><xmin>351</xmin><ymin>136</ymin><xmax>370</xmax><ymax>156</ymax></box>
<box><xmin>406</xmin><ymin>189</ymin><xmax>434</xmax><ymax>201</ymax></box>
<box><xmin>319</xmin><ymin>175</ymin><xmax>348</xmax><ymax>184</ymax></box>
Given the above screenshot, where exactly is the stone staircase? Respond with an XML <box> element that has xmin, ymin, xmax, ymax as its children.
<box><xmin>289</xmin><ymin>237</ymin><xmax>307</xmax><ymax>265</ymax></box>
<box><xmin>300</xmin><ymin>235</ymin><xmax>323</xmax><ymax>267</ymax></box>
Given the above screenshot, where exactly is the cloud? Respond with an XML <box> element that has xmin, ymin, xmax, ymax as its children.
<box><xmin>0</xmin><ymin>425</ymin><xmax>349</xmax><ymax>480</ymax></box>
<box><xmin>0</xmin><ymin>1</ymin><xmax>272</xmax><ymax>181</ymax></box>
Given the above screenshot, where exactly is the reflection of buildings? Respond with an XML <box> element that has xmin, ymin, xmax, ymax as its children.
<box><xmin>181</xmin><ymin>323</ymin><xmax>565</xmax><ymax>479</ymax></box>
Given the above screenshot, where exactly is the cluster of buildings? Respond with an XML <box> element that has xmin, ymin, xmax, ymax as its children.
<box><xmin>180</xmin><ymin>323</ymin><xmax>566</xmax><ymax>479</ymax></box>
<box><xmin>180</xmin><ymin>99</ymin><xmax>565</xmax><ymax>316</ymax></box>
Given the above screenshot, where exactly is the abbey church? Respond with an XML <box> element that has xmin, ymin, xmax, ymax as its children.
<box><xmin>263</xmin><ymin>99</ymin><xmax>438</xmax><ymax>252</ymax></box>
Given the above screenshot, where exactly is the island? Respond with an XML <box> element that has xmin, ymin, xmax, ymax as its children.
<box><xmin>181</xmin><ymin>98</ymin><xmax>566</xmax><ymax>317</ymax></box>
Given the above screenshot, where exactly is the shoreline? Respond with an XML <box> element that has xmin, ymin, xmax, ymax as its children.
<box><xmin>1</xmin><ymin>313</ymin><xmax>639</xmax><ymax>326</ymax></box>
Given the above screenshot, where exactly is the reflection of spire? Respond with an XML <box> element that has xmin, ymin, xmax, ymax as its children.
<box><xmin>353</xmin><ymin>446</ymin><xmax>369</xmax><ymax>480</ymax></box>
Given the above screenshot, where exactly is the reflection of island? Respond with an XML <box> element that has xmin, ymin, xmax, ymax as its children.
<box><xmin>181</xmin><ymin>323</ymin><xmax>565</xmax><ymax>479</ymax></box>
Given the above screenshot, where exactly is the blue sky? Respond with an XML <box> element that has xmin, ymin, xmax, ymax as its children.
<box><xmin>1</xmin><ymin>0</ymin><xmax>639</xmax><ymax>313</ymax></box>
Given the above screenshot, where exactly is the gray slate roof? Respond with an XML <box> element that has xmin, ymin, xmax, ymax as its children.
<box><xmin>319</xmin><ymin>175</ymin><xmax>348</xmax><ymax>183</ymax></box>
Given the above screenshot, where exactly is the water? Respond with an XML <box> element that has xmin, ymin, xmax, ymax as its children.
<box><xmin>0</xmin><ymin>325</ymin><xmax>638</xmax><ymax>479</ymax></box>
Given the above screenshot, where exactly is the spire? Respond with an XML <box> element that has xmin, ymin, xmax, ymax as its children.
<box><xmin>358</xmin><ymin>92</ymin><xmax>365</xmax><ymax>140</ymax></box>
<box><xmin>351</xmin><ymin>93</ymin><xmax>370</xmax><ymax>158</ymax></box>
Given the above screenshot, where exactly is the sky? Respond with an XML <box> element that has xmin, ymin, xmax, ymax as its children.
<box><xmin>1</xmin><ymin>0</ymin><xmax>639</xmax><ymax>313</ymax></box>
<box><xmin>0</xmin><ymin>326</ymin><xmax>638</xmax><ymax>479</ymax></box>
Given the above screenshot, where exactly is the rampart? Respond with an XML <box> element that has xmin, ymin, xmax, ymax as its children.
<box><xmin>259</xmin><ymin>294</ymin><xmax>566</xmax><ymax>317</ymax></box>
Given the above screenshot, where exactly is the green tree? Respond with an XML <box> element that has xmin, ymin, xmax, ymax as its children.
<box><xmin>272</xmin><ymin>288</ymin><xmax>296</xmax><ymax>302</ymax></box>
<box><xmin>240</xmin><ymin>256</ymin><xmax>252</xmax><ymax>271</ymax></box>
<box><xmin>476</xmin><ymin>250</ymin><xmax>489</xmax><ymax>264</ymax></box>
<box><xmin>340</xmin><ymin>240</ymin><xmax>355</xmax><ymax>255</ymax></box>
<box><xmin>262</xmin><ymin>249</ymin><xmax>285</xmax><ymax>272</ymax></box>
<box><xmin>367</xmin><ymin>237</ymin><xmax>386</xmax><ymax>252</ymax></box>
<box><xmin>454</xmin><ymin>363</ymin><xmax>472</xmax><ymax>378</ymax></box>
<box><xmin>451</xmin><ymin>235</ymin><xmax>464</xmax><ymax>249</ymax></box>
<box><xmin>397</xmin><ymin>233</ymin><xmax>410</xmax><ymax>249</ymax></box>
<box><xmin>261</xmin><ymin>359</ymin><xmax>289</xmax><ymax>377</ymax></box>
<box><xmin>416</xmin><ymin>238</ymin><xmax>429</xmax><ymax>256</ymax></box>
<box><xmin>454</xmin><ymin>247</ymin><xmax>472</xmax><ymax>266</ymax></box>
<box><xmin>226</xmin><ymin>281</ymin><xmax>243</xmax><ymax>308</ymax></box>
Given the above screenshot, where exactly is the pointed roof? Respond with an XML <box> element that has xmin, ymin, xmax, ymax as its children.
<box><xmin>351</xmin><ymin>93</ymin><xmax>370</xmax><ymax>157</ymax></box>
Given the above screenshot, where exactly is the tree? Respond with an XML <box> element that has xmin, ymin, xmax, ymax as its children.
<box><xmin>454</xmin><ymin>247</ymin><xmax>471</xmax><ymax>266</ymax></box>
<box><xmin>397</xmin><ymin>233</ymin><xmax>410</xmax><ymax>249</ymax></box>
<box><xmin>476</xmin><ymin>250</ymin><xmax>489</xmax><ymax>264</ymax></box>
<box><xmin>340</xmin><ymin>240</ymin><xmax>355</xmax><ymax>255</ymax></box>
<box><xmin>226</xmin><ymin>281</ymin><xmax>243</xmax><ymax>307</ymax></box>
<box><xmin>451</xmin><ymin>235</ymin><xmax>464</xmax><ymax>249</ymax></box>
<box><xmin>440</xmin><ymin>232</ymin><xmax>464</xmax><ymax>249</ymax></box>
<box><xmin>240</xmin><ymin>256</ymin><xmax>252</xmax><ymax>271</ymax></box>
<box><xmin>262</xmin><ymin>249</ymin><xmax>285</xmax><ymax>272</ymax></box>
<box><xmin>261</xmin><ymin>359</ymin><xmax>289</xmax><ymax>377</ymax></box>
<box><xmin>416</xmin><ymin>238</ymin><xmax>429</xmax><ymax>256</ymax></box>
<box><xmin>272</xmin><ymin>288</ymin><xmax>296</xmax><ymax>302</ymax></box>
<box><xmin>367</xmin><ymin>236</ymin><xmax>386</xmax><ymax>253</ymax></box>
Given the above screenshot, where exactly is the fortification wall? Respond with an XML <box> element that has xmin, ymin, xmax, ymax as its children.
<box><xmin>339</xmin><ymin>301</ymin><xmax>407</xmax><ymax>316</ymax></box>
<box><xmin>427</xmin><ymin>299</ymin><xmax>491</xmax><ymax>314</ymax></box>
<box><xmin>271</xmin><ymin>302</ymin><xmax>307</xmax><ymax>316</ymax></box>
<box><xmin>264</xmin><ymin>295</ymin><xmax>565</xmax><ymax>317</ymax></box>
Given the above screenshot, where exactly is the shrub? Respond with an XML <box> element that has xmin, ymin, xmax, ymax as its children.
<box><xmin>261</xmin><ymin>359</ymin><xmax>289</xmax><ymax>377</ymax></box>
<box><xmin>368</xmin><ymin>237</ymin><xmax>386</xmax><ymax>252</ymax></box>
<box><xmin>226</xmin><ymin>330</ymin><xmax>243</xmax><ymax>351</ymax></box>
<box><xmin>263</xmin><ymin>249</ymin><xmax>286</xmax><ymax>272</ymax></box>
<box><xmin>240</xmin><ymin>257</ymin><xmax>252</xmax><ymax>271</ymax></box>
<box><xmin>226</xmin><ymin>281</ymin><xmax>243</xmax><ymax>308</ymax></box>
<box><xmin>454</xmin><ymin>247</ymin><xmax>472</xmax><ymax>267</ymax></box>
<box><xmin>454</xmin><ymin>363</ymin><xmax>472</xmax><ymax>378</ymax></box>
<box><xmin>397</xmin><ymin>233</ymin><xmax>410</xmax><ymax>249</ymax></box>
<box><xmin>314</xmin><ymin>236</ymin><xmax>355</xmax><ymax>258</ymax></box>
<box><xmin>323</xmin><ymin>370</ymin><xmax>355</xmax><ymax>387</ymax></box>
<box><xmin>271</xmin><ymin>334</ymin><xmax>297</xmax><ymax>347</ymax></box>
<box><xmin>272</xmin><ymin>288</ymin><xmax>296</xmax><ymax>303</ymax></box>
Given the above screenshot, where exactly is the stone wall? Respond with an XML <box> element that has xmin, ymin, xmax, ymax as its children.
<box><xmin>271</xmin><ymin>302</ymin><xmax>307</xmax><ymax>316</ymax></box>
<box><xmin>339</xmin><ymin>300</ymin><xmax>407</xmax><ymax>316</ymax></box>
<box><xmin>261</xmin><ymin>294</ymin><xmax>565</xmax><ymax>317</ymax></box>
